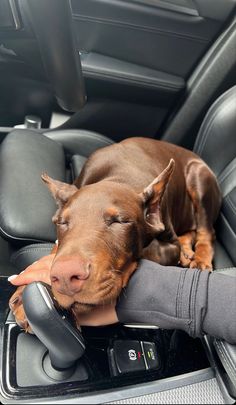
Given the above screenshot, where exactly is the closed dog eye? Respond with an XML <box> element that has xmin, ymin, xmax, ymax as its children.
<box><xmin>56</xmin><ymin>217</ymin><xmax>69</xmax><ymax>228</ymax></box>
<box><xmin>105</xmin><ymin>215</ymin><xmax>132</xmax><ymax>226</ymax></box>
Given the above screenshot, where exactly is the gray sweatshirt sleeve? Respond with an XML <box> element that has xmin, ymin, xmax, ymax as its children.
<box><xmin>116</xmin><ymin>259</ymin><xmax>236</xmax><ymax>344</ymax></box>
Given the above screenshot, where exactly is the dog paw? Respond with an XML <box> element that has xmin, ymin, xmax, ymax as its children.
<box><xmin>9</xmin><ymin>286</ymin><xmax>33</xmax><ymax>333</ymax></box>
<box><xmin>180</xmin><ymin>251</ymin><xmax>194</xmax><ymax>267</ymax></box>
<box><xmin>189</xmin><ymin>259</ymin><xmax>213</xmax><ymax>271</ymax></box>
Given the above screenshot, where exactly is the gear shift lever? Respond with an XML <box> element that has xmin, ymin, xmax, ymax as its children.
<box><xmin>22</xmin><ymin>282</ymin><xmax>85</xmax><ymax>380</ymax></box>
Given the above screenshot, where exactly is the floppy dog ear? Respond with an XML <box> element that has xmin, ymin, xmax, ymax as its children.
<box><xmin>41</xmin><ymin>173</ymin><xmax>78</xmax><ymax>206</ymax></box>
<box><xmin>140</xmin><ymin>159</ymin><xmax>175</xmax><ymax>233</ymax></box>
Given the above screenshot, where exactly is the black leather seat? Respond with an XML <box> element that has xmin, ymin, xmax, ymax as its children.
<box><xmin>0</xmin><ymin>86</ymin><xmax>235</xmax><ymax>397</ymax></box>
<box><xmin>0</xmin><ymin>129</ymin><xmax>114</xmax><ymax>270</ymax></box>
<box><xmin>193</xmin><ymin>85</ymin><xmax>236</xmax><ymax>269</ymax></box>
<box><xmin>0</xmin><ymin>87</ymin><xmax>235</xmax><ymax>272</ymax></box>
<box><xmin>192</xmin><ymin>86</ymin><xmax>236</xmax><ymax>398</ymax></box>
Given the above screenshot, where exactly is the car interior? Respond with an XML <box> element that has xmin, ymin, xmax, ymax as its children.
<box><xmin>0</xmin><ymin>0</ymin><xmax>236</xmax><ymax>403</ymax></box>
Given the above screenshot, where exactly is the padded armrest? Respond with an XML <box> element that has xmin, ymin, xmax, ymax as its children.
<box><xmin>44</xmin><ymin>129</ymin><xmax>114</xmax><ymax>158</ymax></box>
<box><xmin>0</xmin><ymin>130</ymin><xmax>65</xmax><ymax>244</ymax></box>
<box><xmin>11</xmin><ymin>243</ymin><xmax>54</xmax><ymax>272</ymax></box>
<box><xmin>0</xmin><ymin>129</ymin><xmax>114</xmax><ymax>246</ymax></box>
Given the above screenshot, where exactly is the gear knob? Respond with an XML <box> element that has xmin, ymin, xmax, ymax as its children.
<box><xmin>22</xmin><ymin>282</ymin><xmax>85</xmax><ymax>372</ymax></box>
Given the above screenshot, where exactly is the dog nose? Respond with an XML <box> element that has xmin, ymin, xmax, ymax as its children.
<box><xmin>50</xmin><ymin>255</ymin><xmax>91</xmax><ymax>296</ymax></box>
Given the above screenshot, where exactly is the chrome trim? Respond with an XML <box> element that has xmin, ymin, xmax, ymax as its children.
<box><xmin>124</xmin><ymin>324</ymin><xmax>159</xmax><ymax>329</ymax></box>
<box><xmin>140</xmin><ymin>341</ymin><xmax>148</xmax><ymax>370</ymax></box>
<box><xmin>37</xmin><ymin>283</ymin><xmax>54</xmax><ymax>310</ymax></box>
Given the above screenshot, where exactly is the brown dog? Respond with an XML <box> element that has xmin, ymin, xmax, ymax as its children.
<box><xmin>10</xmin><ymin>138</ymin><xmax>221</xmax><ymax>327</ymax></box>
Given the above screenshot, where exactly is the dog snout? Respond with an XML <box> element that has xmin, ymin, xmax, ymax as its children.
<box><xmin>50</xmin><ymin>255</ymin><xmax>91</xmax><ymax>296</ymax></box>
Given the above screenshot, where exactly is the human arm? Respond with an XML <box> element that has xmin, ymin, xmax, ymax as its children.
<box><xmin>9</xmin><ymin>258</ymin><xmax>236</xmax><ymax>344</ymax></box>
<box><xmin>78</xmin><ymin>260</ymin><xmax>236</xmax><ymax>344</ymax></box>
<box><xmin>115</xmin><ymin>260</ymin><xmax>236</xmax><ymax>344</ymax></box>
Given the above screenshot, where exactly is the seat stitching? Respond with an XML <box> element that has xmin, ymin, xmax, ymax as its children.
<box><xmin>195</xmin><ymin>106</ymin><xmax>221</xmax><ymax>155</ymax></box>
<box><xmin>219</xmin><ymin>212</ymin><xmax>236</xmax><ymax>238</ymax></box>
<box><xmin>11</xmin><ymin>246</ymin><xmax>54</xmax><ymax>260</ymax></box>
<box><xmin>225</xmin><ymin>194</ymin><xmax>236</xmax><ymax>216</ymax></box>
<box><xmin>194</xmin><ymin>90</ymin><xmax>236</xmax><ymax>156</ymax></box>
<box><xmin>218</xmin><ymin>159</ymin><xmax>236</xmax><ymax>185</ymax></box>
<box><xmin>75</xmin><ymin>132</ymin><xmax>114</xmax><ymax>145</ymax></box>
<box><xmin>216</xmin><ymin>213</ymin><xmax>236</xmax><ymax>264</ymax></box>
<box><xmin>0</xmin><ymin>224</ymin><xmax>53</xmax><ymax>244</ymax></box>
<box><xmin>47</xmin><ymin>131</ymin><xmax>114</xmax><ymax>146</ymax></box>
<box><xmin>196</xmin><ymin>98</ymin><xmax>235</xmax><ymax>156</ymax></box>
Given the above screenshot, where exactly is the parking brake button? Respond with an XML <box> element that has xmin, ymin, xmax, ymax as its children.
<box><xmin>113</xmin><ymin>340</ymin><xmax>146</xmax><ymax>374</ymax></box>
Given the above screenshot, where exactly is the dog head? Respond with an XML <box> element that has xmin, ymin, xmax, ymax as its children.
<box><xmin>42</xmin><ymin>159</ymin><xmax>174</xmax><ymax>314</ymax></box>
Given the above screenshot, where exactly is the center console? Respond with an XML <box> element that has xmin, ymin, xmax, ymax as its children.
<box><xmin>0</xmin><ymin>277</ymin><xmax>215</xmax><ymax>404</ymax></box>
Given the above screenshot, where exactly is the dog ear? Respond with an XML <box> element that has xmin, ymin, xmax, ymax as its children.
<box><xmin>140</xmin><ymin>159</ymin><xmax>175</xmax><ymax>233</ymax></box>
<box><xmin>41</xmin><ymin>173</ymin><xmax>78</xmax><ymax>205</ymax></box>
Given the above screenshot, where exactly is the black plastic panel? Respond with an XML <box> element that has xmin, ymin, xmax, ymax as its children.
<box><xmin>0</xmin><ymin>277</ymin><xmax>209</xmax><ymax>403</ymax></box>
<box><xmin>71</xmin><ymin>0</ymin><xmax>223</xmax><ymax>78</ymax></box>
<box><xmin>65</xmin><ymin>0</ymin><xmax>236</xmax><ymax>137</ymax></box>
<box><xmin>16</xmin><ymin>333</ymin><xmax>88</xmax><ymax>387</ymax></box>
<box><xmin>128</xmin><ymin>0</ymin><xmax>199</xmax><ymax>17</ymax></box>
<box><xmin>1</xmin><ymin>323</ymin><xmax>209</xmax><ymax>402</ymax></box>
<box><xmin>81</xmin><ymin>52</ymin><xmax>185</xmax><ymax>93</ymax></box>
<box><xmin>195</xmin><ymin>0</ymin><xmax>236</xmax><ymax>20</ymax></box>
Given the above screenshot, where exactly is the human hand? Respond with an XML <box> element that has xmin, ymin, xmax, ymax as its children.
<box><xmin>8</xmin><ymin>254</ymin><xmax>55</xmax><ymax>286</ymax></box>
<box><xmin>8</xmin><ymin>254</ymin><xmax>55</xmax><ymax>332</ymax></box>
<box><xmin>8</xmin><ymin>253</ymin><xmax>119</xmax><ymax>329</ymax></box>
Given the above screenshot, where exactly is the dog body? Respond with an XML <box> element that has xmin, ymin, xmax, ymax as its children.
<box><xmin>10</xmin><ymin>138</ymin><xmax>221</xmax><ymax>321</ymax></box>
<box><xmin>77</xmin><ymin>138</ymin><xmax>196</xmax><ymax>237</ymax></box>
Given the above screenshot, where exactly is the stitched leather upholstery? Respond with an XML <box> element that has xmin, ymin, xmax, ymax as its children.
<box><xmin>0</xmin><ymin>130</ymin><xmax>66</xmax><ymax>244</ymax></box>
<box><xmin>10</xmin><ymin>243</ymin><xmax>54</xmax><ymax>272</ymax></box>
<box><xmin>0</xmin><ymin>129</ymin><xmax>114</xmax><ymax>247</ymax></box>
<box><xmin>194</xmin><ymin>87</ymin><xmax>236</xmax><ymax>398</ymax></box>
<box><xmin>194</xmin><ymin>86</ymin><xmax>236</xmax><ymax>268</ymax></box>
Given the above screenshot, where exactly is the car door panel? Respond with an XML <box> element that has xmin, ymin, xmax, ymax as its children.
<box><xmin>81</xmin><ymin>52</ymin><xmax>185</xmax><ymax>101</ymax></box>
<box><xmin>68</xmin><ymin>0</ymin><xmax>236</xmax><ymax>140</ymax></box>
<box><xmin>66</xmin><ymin>51</ymin><xmax>185</xmax><ymax>140</ymax></box>
<box><xmin>0</xmin><ymin>0</ymin><xmax>235</xmax><ymax>140</ymax></box>
<box><xmin>71</xmin><ymin>0</ymin><xmax>229</xmax><ymax>77</ymax></box>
